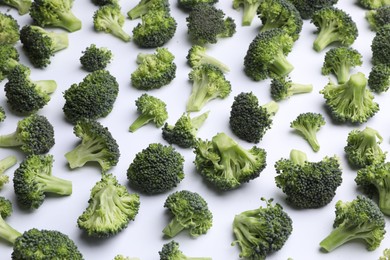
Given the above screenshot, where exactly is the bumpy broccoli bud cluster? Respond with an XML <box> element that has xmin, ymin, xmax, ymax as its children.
<box><xmin>0</xmin><ymin>13</ymin><xmax>20</xmax><ymax>45</ymax></box>
<box><xmin>80</xmin><ymin>44</ymin><xmax>113</xmax><ymax>72</ymax></box>
<box><xmin>287</xmin><ymin>0</ymin><xmax>338</xmax><ymax>19</ymax></box>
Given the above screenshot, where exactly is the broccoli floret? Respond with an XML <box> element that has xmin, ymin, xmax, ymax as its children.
<box><xmin>63</xmin><ymin>70</ymin><xmax>119</xmax><ymax>124</ymax></box>
<box><xmin>127</xmin><ymin>0</ymin><xmax>169</xmax><ymax>20</ymax></box>
<box><xmin>233</xmin><ymin>0</ymin><xmax>262</xmax><ymax>26</ymax></box>
<box><xmin>371</xmin><ymin>24</ymin><xmax>390</xmax><ymax>66</ymax></box>
<box><xmin>131</xmin><ymin>47</ymin><xmax>176</xmax><ymax>90</ymax></box>
<box><xmin>321</xmin><ymin>47</ymin><xmax>363</xmax><ymax>84</ymax></box>
<box><xmin>271</xmin><ymin>76</ymin><xmax>313</xmax><ymax>101</ymax></box>
<box><xmin>319</xmin><ymin>195</ymin><xmax>386</xmax><ymax>252</ymax></box>
<box><xmin>229</xmin><ymin>92</ymin><xmax>279</xmax><ymax>143</ymax></box>
<box><xmin>92</xmin><ymin>0</ymin><xmax>117</xmax><ymax>6</ymax></box>
<box><xmin>19</xmin><ymin>25</ymin><xmax>69</xmax><ymax>68</ymax></box>
<box><xmin>0</xmin><ymin>0</ymin><xmax>31</xmax><ymax>15</ymax></box>
<box><xmin>186</xmin><ymin>45</ymin><xmax>229</xmax><ymax>73</ymax></box>
<box><xmin>159</xmin><ymin>240</ymin><xmax>212</xmax><ymax>260</ymax></box>
<box><xmin>0</xmin><ymin>13</ymin><xmax>19</xmax><ymax>45</ymax></box>
<box><xmin>275</xmin><ymin>149</ymin><xmax>342</xmax><ymax>208</ymax></box>
<box><xmin>290</xmin><ymin>112</ymin><xmax>325</xmax><ymax>152</ymax></box>
<box><xmin>0</xmin><ymin>44</ymin><xmax>20</xmax><ymax>81</ymax></box>
<box><xmin>0</xmin><ymin>155</ymin><xmax>17</xmax><ymax>189</ymax></box>
<box><xmin>311</xmin><ymin>7</ymin><xmax>358</xmax><ymax>52</ymax></box>
<box><xmin>0</xmin><ymin>114</ymin><xmax>55</xmax><ymax>155</ymax></box>
<box><xmin>0</xmin><ymin>197</ymin><xmax>20</xmax><ymax>244</ymax></box>
<box><xmin>193</xmin><ymin>132</ymin><xmax>267</xmax><ymax>190</ymax></box>
<box><xmin>232</xmin><ymin>198</ymin><xmax>293</xmax><ymax>259</ymax></box>
<box><xmin>344</xmin><ymin>127</ymin><xmax>386</xmax><ymax>168</ymax></box>
<box><xmin>368</xmin><ymin>63</ymin><xmax>390</xmax><ymax>93</ymax></box>
<box><xmin>162</xmin><ymin>111</ymin><xmax>209</xmax><ymax>148</ymax></box>
<box><xmin>163</xmin><ymin>190</ymin><xmax>213</xmax><ymax>238</ymax></box>
<box><xmin>287</xmin><ymin>0</ymin><xmax>338</xmax><ymax>19</ymax></box>
<box><xmin>178</xmin><ymin>0</ymin><xmax>217</xmax><ymax>10</ymax></box>
<box><xmin>320</xmin><ymin>72</ymin><xmax>379</xmax><ymax>123</ymax></box>
<box><xmin>0</xmin><ymin>196</ymin><xmax>12</xmax><ymax>219</ymax></box>
<box><xmin>358</xmin><ymin>0</ymin><xmax>390</xmax><ymax>9</ymax></box>
<box><xmin>0</xmin><ymin>106</ymin><xmax>5</xmax><ymax>123</ymax></box>
<box><xmin>366</xmin><ymin>6</ymin><xmax>390</xmax><ymax>31</ymax></box>
<box><xmin>80</xmin><ymin>44</ymin><xmax>113</xmax><ymax>72</ymax></box>
<box><xmin>65</xmin><ymin>119</ymin><xmax>120</xmax><ymax>172</ymax></box>
<box><xmin>127</xmin><ymin>143</ymin><xmax>184</xmax><ymax>194</ymax></box>
<box><xmin>186</xmin><ymin>64</ymin><xmax>231</xmax><ymax>112</ymax></box>
<box><xmin>77</xmin><ymin>173</ymin><xmax>140</xmax><ymax>237</ymax></box>
<box><xmin>380</xmin><ymin>248</ymin><xmax>390</xmax><ymax>260</ymax></box>
<box><xmin>186</xmin><ymin>4</ymin><xmax>236</xmax><ymax>45</ymax></box>
<box><xmin>129</xmin><ymin>93</ymin><xmax>168</xmax><ymax>132</ymax></box>
<box><xmin>13</xmin><ymin>154</ymin><xmax>72</xmax><ymax>209</ymax></box>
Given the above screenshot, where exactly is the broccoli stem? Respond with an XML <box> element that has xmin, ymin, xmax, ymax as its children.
<box><xmin>0</xmin><ymin>156</ymin><xmax>17</xmax><ymax>175</ymax></box>
<box><xmin>336</xmin><ymin>65</ymin><xmax>351</xmax><ymax>84</ymax></box>
<box><xmin>107</xmin><ymin>23</ymin><xmax>131</xmax><ymax>42</ymax></box>
<box><xmin>0</xmin><ymin>217</ymin><xmax>21</xmax><ymax>244</ymax></box>
<box><xmin>0</xmin><ymin>132</ymin><xmax>23</xmax><ymax>147</ymax></box>
<box><xmin>191</xmin><ymin>111</ymin><xmax>210</xmax><ymax>130</ymax></box>
<box><xmin>49</xmin><ymin>32</ymin><xmax>69</xmax><ymax>52</ymax></box>
<box><xmin>186</xmin><ymin>78</ymin><xmax>209</xmax><ymax>112</ymax></box>
<box><xmin>242</xmin><ymin>3</ymin><xmax>261</xmax><ymax>26</ymax></box>
<box><xmin>262</xmin><ymin>101</ymin><xmax>279</xmax><ymax>116</ymax></box>
<box><xmin>197</xmin><ymin>53</ymin><xmax>230</xmax><ymax>73</ymax></box>
<box><xmin>269</xmin><ymin>51</ymin><xmax>294</xmax><ymax>77</ymax></box>
<box><xmin>290</xmin><ymin>149</ymin><xmax>307</xmax><ymax>166</ymax></box>
<box><xmin>290</xmin><ymin>83</ymin><xmax>313</xmax><ymax>95</ymax></box>
<box><xmin>127</xmin><ymin>4</ymin><xmax>147</xmax><ymax>20</ymax></box>
<box><xmin>34</xmin><ymin>80</ymin><xmax>57</xmax><ymax>94</ymax></box>
<box><xmin>378</xmin><ymin>189</ymin><xmax>390</xmax><ymax>216</ymax></box>
<box><xmin>55</xmin><ymin>12</ymin><xmax>82</xmax><ymax>32</ymax></box>
<box><xmin>313</xmin><ymin>25</ymin><xmax>339</xmax><ymax>52</ymax></box>
<box><xmin>65</xmin><ymin>139</ymin><xmax>106</xmax><ymax>169</ymax></box>
<box><xmin>38</xmin><ymin>174</ymin><xmax>72</xmax><ymax>195</ymax></box>
<box><xmin>129</xmin><ymin>114</ymin><xmax>153</xmax><ymax>132</ymax></box>
<box><xmin>162</xmin><ymin>217</ymin><xmax>185</xmax><ymax>238</ymax></box>
<box><xmin>4</xmin><ymin>0</ymin><xmax>31</xmax><ymax>15</ymax></box>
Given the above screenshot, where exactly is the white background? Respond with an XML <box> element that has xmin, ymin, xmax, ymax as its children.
<box><xmin>1</xmin><ymin>0</ymin><xmax>390</xmax><ymax>259</ymax></box>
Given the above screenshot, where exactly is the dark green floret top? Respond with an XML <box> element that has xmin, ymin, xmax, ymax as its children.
<box><xmin>371</xmin><ymin>24</ymin><xmax>390</xmax><ymax>66</ymax></box>
<box><xmin>368</xmin><ymin>63</ymin><xmax>390</xmax><ymax>93</ymax></box>
<box><xmin>366</xmin><ymin>6</ymin><xmax>390</xmax><ymax>31</ymax></box>
<box><xmin>159</xmin><ymin>240</ymin><xmax>212</xmax><ymax>260</ymax></box>
<box><xmin>0</xmin><ymin>44</ymin><xmax>20</xmax><ymax>81</ymax></box>
<box><xmin>80</xmin><ymin>44</ymin><xmax>113</xmax><ymax>72</ymax></box>
<box><xmin>0</xmin><ymin>13</ymin><xmax>20</xmax><ymax>45</ymax></box>
<box><xmin>178</xmin><ymin>0</ymin><xmax>218</xmax><ymax>10</ymax></box>
<box><xmin>290</xmin><ymin>112</ymin><xmax>325</xmax><ymax>152</ymax></box>
<box><xmin>287</xmin><ymin>0</ymin><xmax>338</xmax><ymax>19</ymax></box>
<box><xmin>0</xmin><ymin>0</ymin><xmax>31</xmax><ymax>15</ymax></box>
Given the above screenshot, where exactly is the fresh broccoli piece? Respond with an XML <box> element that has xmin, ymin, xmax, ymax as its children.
<box><xmin>232</xmin><ymin>0</ymin><xmax>262</xmax><ymax>26</ymax></box>
<box><xmin>0</xmin><ymin>114</ymin><xmax>55</xmax><ymax>155</ymax></box>
<box><xmin>0</xmin><ymin>106</ymin><xmax>5</xmax><ymax>123</ymax></box>
<box><xmin>380</xmin><ymin>248</ymin><xmax>390</xmax><ymax>260</ymax></box>
<box><xmin>0</xmin><ymin>196</ymin><xmax>20</xmax><ymax>244</ymax></box>
<box><xmin>132</xmin><ymin>9</ymin><xmax>177</xmax><ymax>48</ymax></box>
<box><xmin>19</xmin><ymin>25</ymin><xmax>69</xmax><ymax>68</ymax></box>
<box><xmin>368</xmin><ymin>63</ymin><xmax>390</xmax><ymax>93</ymax></box>
<box><xmin>366</xmin><ymin>6</ymin><xmax>390</xmax><ymax>31</ymax></box>
<box><xmin>371</xmin><ymin>24</ymin><xmax>390</xmax><ymax>66</ymax></box>
<box><xmin>321</xmin><ymin>47</ymin><xmax>363</xmax><ymax>84</ymax></box>
<box><xmin>311</xmin><ymin>7</ymin><xmax>358</xmax><ymax>52</ymax></box>
<box><xmin>178</xmin><ymin>0</ymin><xmax>217</xmax><ymax>10</ymax></box>
<box><xmin>186</xmin><ymin>45</ymin><xmax>229</xmax><ymax>73</ymax></box>
<box><xmin>131</xmin><ymin>47</ymin><xmax>176</xmax><ymax>90</ymax></box>
<box><xmin>13</xmin><ymin>154</ymin><xmax>72</xmax><ymax>209</ymax></box>
<box><xmin>186</xmin><ymin>64</ymin><xmax>231</xmax><ymax>112</ymax></box>
<box><xmin>159</xmin><ymin>240</ymin><xmax>212</xmax><ymax>260</ymax></box>
<box><xmin>344</xmin><ymin>127</ymin><xmax>386</xmax><ymax>168</ymax></box>
<box><xmin>0</xmin><ymin>155</ymin><xmax>17</xmax><ymax>189</ymax></box>
<box><xmin>63</xmin><ymin>70</ymin><xmax>119</xmax><ymax>124</ymax></box>
<box><xmin>186</xmin><ymin>4</ymin><xmax>236</xmax><ymax>45</ymax></box>
<box><xmin>270</xmin><ymin>76</ymin><xmax>313</xmax><ymax>101</ymax></box>
<box><xmin>80</xmin><ymin>44</ymin><xmax>113</xmax><ymax>72</ymax></box>
<box><xmin>319</xmin><ymin>195</ymin><xmax>386</xmax><ymax>252</ymax></box>
<box><xmin>65</xmin><ymin>119</ymin><xmax>120</xmax><ymax>172</ymax></box>
<box><xmin>127</xmin><ymin>0</ymin><xmax>170</xmax><ymax>20</ymax></box>
<box><xmin>0</xmin><ymin>0</ymin><xmax>31</xmax><ymax>15</ymax></box>
<box><xmin>77</xmin><ymin>173</ymin><xmax>140</xmax><ymax>237</ymax></box>
<box><xmin>0</xmin><ymin>44</ymin><xmax>20</xmax><ymax>81</ymax></box>
<box><xmin>290</xmin><ymin>112</ymin><xmax>325</xmax><ymax>152</ymax></box>
<box><xmin>229</xmin><ymin>92</ymin><xmax>279</xmax><ymax>143</ymax></box>
<box><xmin>0</xmin><ymin>13</ymin><xmax>19</xmax><ymax>45</ymax></box>
<box><xmin>287</xmin><ymin>0</ymin><xmax>338</xmax><ymax>19</ymax></box>
<box><xmin>127</xmin><ymin>143</ymin><xmax>184</xmax><ymax>194</ymax></box>
<box><xmin>0</xmin><ymin>196</ymin><xmax>12</xmax><ymax>219</ymax></box>
<box><xmin>92</xmin><ymin>0</ymin><xmax>117</xmax><ymax>6</ymax></box>
<box><xmin>114</xmin><ymin>255</ymin><xmax>140</xmax><ymax>260</ymax></box>
<box><xmin>358</xmin><ymin>0</ymin><xmax>390</xmax><ymax>9</ymax></box>
<box><xmin>162</xmin><ymin>111</ymin><xmax>209</xmax><ymax>148</ymax></box>
<box><xmin>275</xmin><ymin>149</ymin><xmax>342</xmax><ymax>208</ymax></box>
<box><xmin>129</xmin><ymin>93</ymin><xmax>168</xmax><ymax>132</ymax></box>
<box><xmin>193</xmin><ymin>132</ymin><xmax>267</xmax><ymax>190</ymax></box>
<box><xmin>232</xmin><ymin>198</ymin><xmax>293</xmax><ymax>259</ymax></box>
<box><xmin>320</xmin><ymin>72</ymin><xmax>379</xmax><ymax>123</ymax></box>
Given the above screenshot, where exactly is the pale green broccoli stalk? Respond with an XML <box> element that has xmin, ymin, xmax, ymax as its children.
<box><xmin>287</xmin><ymin>0</ymin><xmax>338</xmax><ymax>19</ymax></box>
<box><xmin>159</xmin><ymin>240</ymin><xmax>212</xmax><ymax>260</ymax></box>
<box><xmin>0</xmin><ymin>155</ymin><xmax>17</xmax><ymax>189</ymax></box>
<box><xmin>0</xmin><ymin>13</ymin><xmax>20</xmax><ymax>45</ymax></box>
<box><xmin>371</xmin><ymin>25</ymin><xmax>390</xmax><ymax>66</ymax></box>
<box><xmin>0</xmin><ymin>196</ymin><xmax>21</xmax><ymax>244</ymax></box>
<box><xmin>186</xmin><ymin>45</ymin><xmax>229</xmax><ymax>73</ymax></box>
<box><xmin>0</xmin><ymin>0</ymin><xmax>32</xmax><ymax>15</ymax></box>
<box><xmin>232</xmin><ymin>0</ymin><xmax>262</xmax><ymax>26</ymax></box>
<box><xmin>127</xmin><ymin>0</ymin><xmax>170</xmax><ymax>20</ymax></box>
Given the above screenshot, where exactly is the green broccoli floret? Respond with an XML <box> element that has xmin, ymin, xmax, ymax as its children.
<box><xmin>19</xmin><ymin>25</ymin><xmax>69</xmax><ymax>68</ymax></box>
<box><xmin>0</xmin><ymin>106</ymin><xmax>5</xmax><ymax>123</ymax></box>
<box><xmin>159</xmin><ymin>240</ymin><xmax>212</xmax><ymax>260</ymax></box>
<box><xmin>0</xmin><ymin>44</ymin><xmax>20</xmax><ymax>81</ymax></box>
<box><xmin>129</xmin><ymin>93</ymin><xmax>168</xmax><ymax>132</ymax></box>
<box><xmin>379</xmin><ymin>248</ymin><xmax>390</xmax><ymax>260</ymax></box>
<box><xmin>131</xmin><ymin>47</ymin><xmax>176</xmax><ymax>90</ymax></box>
<box><xmin>311</xmin><ymin>7</ymin><xmax>358</xmax><ymax>52</ymax></box>
<box><xmin>270</xmin><ymin>76</ymin><xmax>313</xmax><ymax>101</ymax></box>
<box><xmin>163</xmin><ymin>190</ymin><xmax>213</xmax><ymax>238</ymax></box>
<box><xmin>127</xmin><ymin>0</ymin><xmax>170</xmax><ymax>20</ymax></box>
<box><xmin>162</xmin><ymin>111</ymin><xmax>209</xmax><ymax>148</ymax></box>
<box><xmin>320</xmin><ymin>72</ymin><xmax>379</xmax><ymax>123</ymax></box>
<box><xmin>0</xmin><ymin>13</ymin><xmax>19</xmax><ymax>45</ymax></box>
<box><xmin>344</xmin><ymin>127</ymin><xmax>386</xmax><ymax>168</ymax></box>
<box><xmin>0</xmin><ymin>114</ymin><xmax>55</xmax><ymax>155</ymax></box>
<box><xmin>287</xmin><ymin>0</ymin><xmax>338</xmax><ymax>19</ymax></box>
<box><xmin>13</xmin><ymin>154</ymin><xmax>72</xmax><ymax>209</ymax></box>
<box><xmin>232</xmin><ymin>198</ymin><xmax>293</xmax><ymax>259</ymax></box>
<box><xmin>229</xmin><ymin>92</ymin><xmax>279</xmax><ymax>143</ymax></box>
<box><xmin>77</xmin><ymin>173</ymin><xmax>140</xmax><ymax>237</ymax></box>
<box><xmin>186</xmin><ymin>64</ymin><xmax>231</xmax><ymax>112</ymax></box>
<box><xmin>366</xmin><ymin>6</ymin><xmax>390</xmax><ymax>31</ymax></box>
<box><xmin>65</xmin><ymin>119</ymin><xmax>120</xmax><ymax>172</ymax></box>
<box><xmin>186</xmin><ymin>4</ymin><xmax>236</xmax><ymax>45</ymax></box>
<box><xmin>0</xmin><ymin>196</ymin><xmax>12</xmax><ymax>219</ymax></box>
<box><xmin>275</xmin><ymin>149</ymin><xmax>342</xmax><ymax>208</ymax></box>
<box><xmin>193</xmin><ymin>132</ymin><xmax>267</xmax><ymax>191</ymax></box>
<box><xmin>358</xmin><ymin>0</ymin><xmax>390</xmax><ymax>9</ymax></box>
<box><xmin>371</xmin><ymin>24</ymin><xmax>390</xmax><ymax>66</ymax></box>
<box><xmin>290</xmin><ymin>112</ymin><xmax>325</xmax><ymax>152</ymax></box>
<box><xmin>80</xmin><ymin>44</ymin><xmax>113</xmax><ymax>72</ymax></box>
<box><xmin>368</xmin><ymin>63</ymin><xmax>390</xmax><ymax>93</ymax></box>
<box><xmin>63</xmin><ymin>70</ymin><xmax>119</xmax><ymax>124</ymax></box>
<box><xmin>320</xmin><ymin>195</ymin><xmax>386</xmax><ymax>252</ymax></box>
<box><xmin>186</xmin><ymin>45</ymin><xmax>229</xmax><ymax>73</ymax></box>
<box><xmin>0</xmin><ymin>155</ymin><xmax>17</xmax><ymax>189</ymax></box>
<box><xmin>178</xmin><ymin>0</ymin><xmax>217</xmax><ymax>10</ymax></box>
<box><xmin>127</xmin><ymin>143</ymin><xmax>184</xmax><ymax>194</ymax></box>
<box><xmin>0</xmin><ymin>196</ymin><xmax>20</xmax><ymax>244</ymax></box>
<box><xmin>0</xmin><ymin>0</ymin><xmax>31</xmax><ymax>15</ymax></box>
<box><xmin>233</xmin><ymin>0</ymin><xmax>262</xmax><ymax>26</ymax></box>
<box><xmin>92</xmin><ymin>0</ymin><xmax>117</xmax><ymax>6</ymax></box>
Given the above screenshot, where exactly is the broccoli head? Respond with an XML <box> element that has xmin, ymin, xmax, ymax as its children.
<box><xmin>0</xmin><ymin>0</ymin><xmax>31</xmax><ymax>15</ymax></box>
<box><xmin>358</xmin><ymin>0</ymin><xmax>390</xmax><ymax>9</ymax></box>
<box><xmin>0</xmin><ymin>106</ymin><xmax>5</xmax><ymax>123</ymax></box>
<box><xmin>178</xmin><ymin>0</ymin><xmax>217</xmax><ymax>10</ymax></box>
<box><xmin>0</xmin><ymin>13</ymin><xmax>19</xmax><ymax>45</ymax></box>
<box><xmin>270</xmin><ymin>76</ymin><xmax>313</xmax><ymax>101</ymax></box>
<box><xmin>290</xmin><ymin>112</ymin><xmax>325</xmax><ymax>152</ymax></box>
<box><xmin>159</xmin><ymin>240</ymin><xmax>212</xmax><ymax>260</ymax></box>
<box><xmin>0</xmin><ymin>44</ymin><xmax>20</xmax><ymax>81</ymax></box>
<box><xmin>371</xmin><ymin>24</ymin><xmax>390</xmax><ymax>66</ymax></box>
<box><xmin>187</xmin><ymin>45</ymin><xmax>230</xmax><ymax>73</ymax></box>
<box><xmin>366</xmin><ymin>6</ymin><xmax>390</xmax><ymax>31</ymax></box>
<box><xmin>233</xmin><ymin>0</ymin><xmax>262</xmax><ymax>26</ymax></box>
<box><xmin>0</xmin><ymin>155</ymin><xmax>17</xmax><ymax>189</ymax></box>
<box><xmin>80</xmin><ymin>44</ymin><xmax>113</xmax><ymax>72</ymax></box>
<box><xmin>287</xmin><ymin>0</ymin><xmax>338</xmax><ymax>19</ymax></box>
<box><xmin>127</xmin><ymin>0</ymin><xmax>170</xmax><ymax>20</ymax></box>
<box><xmin>92</xmin><ymin>0</ymin><xmax>117</xmax><ymax>6</ymax></box>
<box><xmin>368</xmin><ymin>63</ymin><xmax>390</xmax><ymax>93</ymax></box>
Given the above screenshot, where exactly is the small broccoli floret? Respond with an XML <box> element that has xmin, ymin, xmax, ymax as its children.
<box><xmin>232</xmin><ymin>198</ymin><xmax>293</xmax><ymax>259</ymax></box>
<box><xmin>320</xmin><ymin>195</ymin><xmax>386</xmax><ymax>252</ymax></box>
<box><xmin>0</xmin><ymin>196</ymin><xmax>12</xmax><ymax>219</ymax></box>
<box><xmin>127</xmin><ymin>143</ymin><xmax>184</xmax><ymax>194</ymax></box>
<box><xmin>77</xmin><ymin>173</ymin><xmax>140</xmax><ymax>237</ymax></box>
<box><xmin>163</xmin><ymin>190</ymin><xmax>212</xmax><ymax>238</ymax></box>
<box><xmin>159</xmin><ymin>240</ymin><xmax>212</xmax><ymax>260</ymax></box>
<box><xmin>271</xmin><ymin>76</ymin><xmax>313</xmax><ymax>101</ymax></box>
<box><xmin>127</xmin><ymin>0</ymin><xmax>170</xmax><ymax>20</ymax></box>
<box><xmin>131</xmin><ymin>47</ymin><xmax>176</xmax><ymax>90</ymax></box>
<box><xmin>0</xmin><ymin>106</ymin><xmax>5</xmax><ymax>123</ymax></box>
<box><xmin>129</xmin><ymin>93</ymin><xmax>168</xmax><ymax>132</ymax></box>
<box><xmin>371</xmin><ymin>24</ymin><xmax>390</xmax><ymax>66</ymax></box>
<box><xmin>0</xmin><ymin>197</ymin><xmax>22</xmax><ymax>244</ymax></box>
<box><xmin>114</xmin><ymin>255</ymin><xmax>140</xmax><ymax>260</ymax></box>
<box><xmin>380</xmin><ymin>248</ymin><xmax>390</xmax><ymax>260</ymax></box>
<box><xmin>186</xmin><ymin>64</ymin><xmax>231</xmax><ymax>112</ymax></box>
<box><xmin>0</xmin><ymin>155</ymin><xmax>17</xmax><ymax>189</ymax></box>
<box><xmin>368</xmin><ymin>63</ymin><xmax>390</xmax><ymax>93</ymax></box>
<box><xmin>65</xmin><ymin>119</ymin><xmax>120</xmax><ymax>172</ymax></box>
<box><xmin>233</xmin><ymin>0</ymin><xmax>261</xmax><ymax>26</ymax></box>
<box><xmin>344</xmin><ymin>127</ymin><xmax>386</xmax><ymax>168</ymax></box>
<box><xmin>366</xmin><ymin>6</ymin><xmax>390</xmax><ymax>31</ymax></box>
<box><xmin>80</xmin><ymin>44</ymin><xmax>113</xmax><ymax>72</ymax></box>
<box><xmin>290</xmin><ymin>112</ymin><xmax>325</xmax><ymax>152</ymax></box>
<box><xmin>0</xmin><ymin>114</ymin><xmax>55</xmax><ymax>155</ymax></box>
<box><xmin>320</xmin><ymin>72</ymin><xmax>379</xmax><ymax>123</ymax></box>
<box><xmin>0</xmin><ymin>13</ymin><xmax>19</xmax><ymax>45</ymax></box>
<box><xmin>229</xmin><ymin>92</ymin><xmax>279</xmax><ymax>143</ymax></box>
<box><xmin>20</xmin><ymin>25</ymin><xmax>69</xmax><ymax>68</ymax></box>
<box><xmin>186</xmin><ymin>45</ymin><xmax>229</xmax><ymax>73</ymax></box>
<box><xmin>0</xmin><ymin>44</ymin><xmax>20</xmax><ymax>81</ymax></box>
<box><xmin>0</xmin><ymin>0</ymin><xmax>31</xmax><ymax>15</ymax></box>
<box><xmin>358</xmin><ymin>0</ymin><xmax>390</xmax><ymax>9</ymax></box>
<box><xmin>92</xmin><ymin>0</ymin><xmax>117</xmax><ymax>6</ymax></box>
<box><xmin>178</xmin><ymin>0</ymin><xmax>217</xmax><ymax>10</ymax></box>
<box><xmin>287</xmin><ymin>0</ymin><xmax>338</xmax><ymax>19</ymax></box>
<box><xmin>311</xmin><ymin>7</ymin><xmax>358</xmax><ymax>52</ymax></box>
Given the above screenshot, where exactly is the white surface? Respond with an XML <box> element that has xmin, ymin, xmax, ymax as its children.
<box><xmin>0</xmin><ymin>1</ymin><xmax>389</xmax><ymax>259</ymax></box>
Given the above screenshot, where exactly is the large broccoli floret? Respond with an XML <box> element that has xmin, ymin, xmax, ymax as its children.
<box><xmin>368</xmin><ymin>63</ymin><xmax>390</xmax><ymax>93</ymax></box>
<box><xmin>77</xmin><ymin>173</ymin><xmax>140</xmax><ymax>237</ymax></box>
<box><xmin>80</xmin><ymin>44</ymin><xmax>113</xmax><ymax>72</ymax></box>
<box><xmin>233</xmin><ymin>0</ymin><xmax>262</xmax><ymax>26</ymax></box>
<box><xmin>127</xmin><ymin>0</ymin><xmax>170</xmax><ymax>20</ymax></box>
<box><xmin>320</xmin><ymin>195</ymin><xmax>386</xmax><ymax>252</ymax></box>
<box><xmin>0</xmin><ymin>44</ymin><xmax>20</xmax><ymax>81</ymax></box>
<box><xmin>320</xmin><ymin>72</ymin><xmax>379</xmax><ymax>123</ymax></box>
<box><xmin>366</xmin><ymin>6</ymin><xmax>390</xmax><ymax>31</ymax></box>
<box><xmin>358</xmin><ymin>0</ymin><xmax>390</xmax><ymax>9</ymax></box>
<box><xmin>65</xmin><ymin>119</ymin><xmax>120</xmax><ymax>172</ymax></box>
<box><xmin>127</xmin><ymin>143</ymin><xmax>185</xmax><ymax>194</ymax></box>
<box><xmin>270</xmin><ymin>76</ymin><xmax>313</xmax><ymax>101</ymax></box>
<box><xmin>19</xmin><ymin>25</ymin><xmax>69</xmax><ymax>68</ymax></box>
<box><xmin>159</xmin><ymin>240</ymin><xmax>212</xmax><ymax>260</ymax></box>
<box><xmin>0</xmin><ymin>114</ymin><xmax>55</xmax><ymax>155</ymax></box>
<box><xmin>186</xmin><ymin>45</ymin><xmax>229</xmax><ymax>73</ymax></box>
<box><xmin>232</xmin><ymin>198</ymin><xmax>293</xmax><ymax>259</ymax></box>
<box><xmin>0</xmin><ymin>0</ymin><xmax>31</xmax><ymax>15</ymax></box>
<box><xmin>178</xmin><ymin>0</ymin><xmax>217</xmax><ymax>10</ymax></box>
<box><xmin>290</xmin><ymin>112</ymin><xmax>325</xmax><ymax>152</ymax></box>
<box><xmin>371</xmin><ymin>24</ymin><xmax>390</xmax><ymax>66</ymax></box>
<box><xmin>193</xmin><ymin>132</ymin><xmax>267</xmax><ymax>191</ymax></box>
<box><xmin>311</xmin><ymin>7</ymin><xmax>358</xmax><ymax>52</ymax></box>
<box><xmin>0</xmin><ymin>155</ymin><xmax>17</xmax><ymax>189</ymax></box>
<box><xmin>287</xmin><ymin>0</ymin><xmax>338</xmax><ymax>19</ymax></box>
<box><xmin>0</xmin><ymin>13</ymin><xmax>19</xmax><ymax>45</ymax></box>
